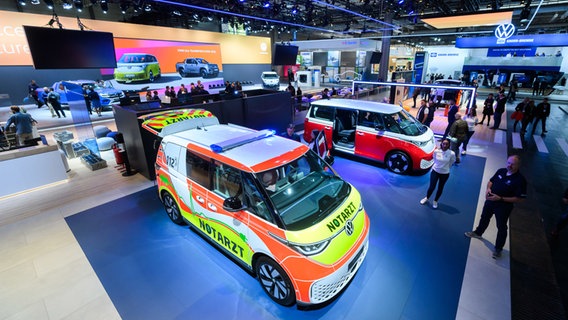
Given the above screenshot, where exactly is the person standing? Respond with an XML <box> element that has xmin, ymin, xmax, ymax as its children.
<box><xmin>82</xmin><ymin>85</ymin><xmax>93</xmax><ymax>115</ymax></box>
<box><xmin>47</xmin><ymin>87</ymin><xmax>66</xmax><ymax>118</ymax></box>
<box><xmin>520</xmin><ymin>99</ymin><xmax>535</xmax><ymax>134</ymax></box>
<box><xmin>28</xmin><ymin>80</ymin><xmax>42</xmax><ymax>108</ymax></box>
<box><xmin>416</xmin><ymin>99</ymin><xmax>429</xmax><ymax>124</ymax></box>
<box><xmin>507</xmin><ymin>80</ymin><xmax>518</xmax><ymax>102</ymax></box>
<box><xmin>539</xmin><ymin>79</ymin><xmax>548</xmax><ymax>95</ymax></box>
<box><xmin>442</xmin><ymin>99</ymin><xmax>459</xmax><ymax>140</ymax></box>
<box><xmin>4</xmin><ymin>106</ymin><xmax>36</xmax><ymax>146</ymax></box>
<box><xmin>462</xmin><ymin>109</ymin><xmax>478</xmax><ymax>155</ymax></box>
<box><xmin>41</xmin><ymin>87</ymin><xmax>56</xmax><ymax>118</ymax></box>
<box><xmin>513</xmin><ymin>98</ymin><xmax>529</xmax><ymax>132</ymax></box>
<box><xmin>532</xmin><ymin>77</ymin><xmax>540</xmax><ymax>96</ymax></box>
<box><xmin>492</xmin><ymin>92</ymin><xmax>507</xmax><ymax>129</ymax></box>
<box><xmin>465</xmin><ymin>155</ymin><xmax>527</xmax><ymax>258</ymax></box>
<box><xmin>531</xmin><ymin>97</ymin><xmax>551</xmax><ymax>135</ymax></box>
<box><xmin>448</xmin><ymin>113</ymin><xmax>468</xmax><ymax>163</ymax></box>
<box><xmin>88</xmin><ymin>87</ymin><xmax>102</xmax><ymax>117</ymax></box>
<box><xmin>480</xmin><ymin>93</ymin><xmax>494</xmax><ymax>126</ymax></box>
<box><xmin>419</xmin><ymin>139</ymin><xmax>456</xmax><ymax>209</ymax></box>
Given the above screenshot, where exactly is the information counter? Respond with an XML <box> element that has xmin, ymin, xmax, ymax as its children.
<box><xmin>0</xmin><ymin>145</ymin><xmax>68</xmax><ymax>198</ymax></box>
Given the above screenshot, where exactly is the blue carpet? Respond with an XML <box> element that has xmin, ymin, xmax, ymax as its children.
<box><xmin>66</xmin><ymin>155</ymin><xmax>485</xmax><ymax>320</ymax></box>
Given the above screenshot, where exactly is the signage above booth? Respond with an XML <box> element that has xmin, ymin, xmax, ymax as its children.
<box><xmin>456</xmin><ymin>32</ymin><xmax>568</xmax><ymax>48</ymax></box>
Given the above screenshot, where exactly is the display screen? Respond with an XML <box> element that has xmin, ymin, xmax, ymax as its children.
<box><xmin>23</xmin><ymin>26</ymin><xmax>117</xmax><ymax>69</ymax></box>
<box><xmin>272</xmin><ymin>44</ymin><xmax>299</xmax><ymax>65</ymax></box>
<box><xmin>313</xmin><ymin>52</ymin><xmax>328</xmax><ymax>66</ymax></box>
<box><xmin>340</xmin><ymin>51</ymin><xmax>356</xmax><ymax>67</ymax></box>
<box><xmin>370</xmin><ymin>51</ymin><xmax>382</xmax><ymax>64</ymax></box>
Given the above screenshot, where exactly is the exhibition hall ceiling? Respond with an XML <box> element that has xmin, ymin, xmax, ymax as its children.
<box><xmin>4</xmin><ymin>0</ymin><xmax>568</xmax><ymax>46</ymax></box>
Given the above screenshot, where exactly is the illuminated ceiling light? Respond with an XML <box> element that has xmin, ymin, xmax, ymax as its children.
<box><xmin>74</xmin><ymin>0</ymin><xmax>83</xmax><ymax>12</ymax></box>
<box><xmin>18</xmin><ymin>0</ymin><xmax>26</xmax><ymax>5</ymax></box>
<box><xmin>172</xmin><ymin>10</ymin><xmax>182</xmax><ymax>16</ymax></box>
<box><xmin>100</xmin><ymin>0</ymin><xmax>108</xmax><ymax>13</ymax></box>
<box><xmin>30</xmin><ymin>0</ymin><xmax>40</xmax><ymax>4</ymax></box>
<box><xmin>292</xmin><ymin>7</ymin><xmax>297</xmax><ymax>14</ymax></box>
<box><xmin>120</xmin><ymin>1</ymin><xmax>129</xmax><ymax>14</ymax></box>
<box><xmin>263</xmin><ymin>2</ymin><xmax>270</xmax><ymax>8</ymax></box>
<box><xmin>398</xmin><ymin>0</ymin><xmax>404</xmax><ymax>4</ymax></box>
<box><xmin>62</xmin><ymin>0</ymin><xmax>73</xmax><ymax>10</ymax></box>
<box><xmin>43</xmin><ymin>0</ymin><xmax>53</xmax><ymax>9</ymax></box>
<box><xmin>144</xmin><ymin>4</ymin><xmax>152</xmax><ymax>11</ymax></box>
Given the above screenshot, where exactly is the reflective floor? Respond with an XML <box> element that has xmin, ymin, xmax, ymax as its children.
<box><xmin>1</xmin><ymin>87</ymin><xmax>567</xmax><ymax>319</ymax></box>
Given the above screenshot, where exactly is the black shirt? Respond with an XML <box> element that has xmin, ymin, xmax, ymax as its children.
<box><xmin>490</xmin><ymin>168</ymin><xmax>527</xmax><ymax>206</ymax></box>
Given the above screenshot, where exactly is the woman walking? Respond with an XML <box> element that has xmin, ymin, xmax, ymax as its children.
<box><xmin>420</xmin><ymin>139</ymin><xmax>456</xmax><ymax>209</ymax></box>
<box><xmin>480</xmin><ymin>93</ymin><xmax>494</xmax><ymax>126</ymax></box>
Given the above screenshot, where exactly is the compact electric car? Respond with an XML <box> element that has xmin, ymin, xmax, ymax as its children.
<box><xmin>140</xmin><ymin>109</ymin><xmax>370</xmax><ymax>307</ymax></box>
<box><xmin>261</xmin><ymin>71</ymin><xmax>280</xmax><ymax>89</ymax></box>
<box><xmin>114</xmin><ymin>53</ymin><xmax>161</xmax><ymax>83</ymax></box>
<box><xmin>303</xmin><ymin>99</ymin><xmax>435</xmax><ymax>174</ymax></box>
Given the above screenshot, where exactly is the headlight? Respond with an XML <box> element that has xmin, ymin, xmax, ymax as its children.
<box><xmin>289</xmin><ymin>239</ymin><xmax>331</xmax><ymax>256</ymax></box>
<box><xmin>411</xmin><ymin>140</ymin><xmax>428</xmax><ymax>148</ymax></box>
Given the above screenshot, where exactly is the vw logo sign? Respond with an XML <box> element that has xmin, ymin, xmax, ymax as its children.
<box><xmin>495</xmin><ymin>24</ymin><xmax>515</xmax><ymax>43</ymax></box>
<box><xmin>345</xmin><ymin>220</ymin><xmax>354</xmax><ymax>236</ymax></box>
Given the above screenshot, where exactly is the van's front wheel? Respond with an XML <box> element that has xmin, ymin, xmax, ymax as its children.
<box><xmin>386</xmin><ymin>151</ymin><xmax>411</xmax><ymax>174</ymax></box>
<box><xmin>162</xmin><ymin>192</ymin><xmax>185</xmax><ymax>225</ymax></box>
<box><xmin>255</xmin><ymin>256</ymin><xmax>295</xmax><ymax>306</ymax></box>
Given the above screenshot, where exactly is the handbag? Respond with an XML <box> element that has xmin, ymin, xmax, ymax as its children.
<box><xmin>510</xmin><ymin>111</ymin><xmax>523</xmax><ymax>121</ymax></box>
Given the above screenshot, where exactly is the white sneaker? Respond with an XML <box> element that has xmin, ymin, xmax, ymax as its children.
<box><xmin>432</xmin><ymin>201</ymin><xmax>438</xmax><ymax>209</ymax></box>
<box><xmin>420</xmin><ymin>197</ymin><xmax>428</xmax><ymax>205</ymax></box>
<box><xmin>461</xmin><ymin>150</ymin><xmax>466</xmax><ymax>155</ymax></box>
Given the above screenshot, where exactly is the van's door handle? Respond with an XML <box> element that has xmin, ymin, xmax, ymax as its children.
<box><xmin>196</xmin><ymin>195</ymin><xmax>205</xmax><ymax>203</ymax></box>
<box><xmin>357</xmin><ymin>132</ymin><xmax>364</xmax><ymax>135</ymax></box>
<box><xmin>208</xmin><ymin>203</ymin><xmax>217</xmax><ymax>211</ymax></box>
<box><xmin>324</xmin><ymin>126</ymin><xmax>331</xmax><ymax>130</ymax></box>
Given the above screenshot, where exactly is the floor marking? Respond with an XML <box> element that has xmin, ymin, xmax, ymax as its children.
<box><xmin>557</xmin><ymin>138</ymin><xmax>568</xmax><ymax>157</ymax></box>
<box><xmin>533</xmin><ymin>135</ymin><xmax>549</xmax><ymax>153</ymax></box>
<box><xmin>494</xmin><ymin>129</ymin><xmax>505</xmax><ymax>144</ymax></box>
<box><xmin>512</xmin><ymin>132</ymin><xmax>522</xmax><ymax>149</ymax></box>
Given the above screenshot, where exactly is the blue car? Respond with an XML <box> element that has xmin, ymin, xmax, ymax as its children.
<box><xmin>36</xmin><ymin>80</ymin><xmax>125</xmax><ymax>110</ymax></box>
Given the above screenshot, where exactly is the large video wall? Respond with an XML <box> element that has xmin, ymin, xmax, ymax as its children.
<box><xmin>0</xmin><ymin>10</ymin><xmax>272</xmax><ymax>106</ymax></box>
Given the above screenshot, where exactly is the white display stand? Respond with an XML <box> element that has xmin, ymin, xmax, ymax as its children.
<box><xmin>0</xmin><ymin>145</ymin><xmax>68</xmax><ymax>198</ymax></box>
<box><xmin>296</xmin><ymin>71</ymin><xmax>313</xmax><ymax>87</ymax></box>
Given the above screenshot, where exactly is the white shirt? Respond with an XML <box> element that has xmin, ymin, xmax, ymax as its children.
<box><xmin>432</xmin><ymin>148</ymin><xmax>456</xmax><ymax>174</ymax></box>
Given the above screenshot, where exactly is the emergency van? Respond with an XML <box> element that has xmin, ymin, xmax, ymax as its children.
<box><xmin>303</xmin><ymin>99</ymin><xmax>435</xmax><ymax>174</ymax></box>
<box><xmin>140</xmin><ymin>109</ymin><xmax>370</xmax><ymax>307</ymax></box>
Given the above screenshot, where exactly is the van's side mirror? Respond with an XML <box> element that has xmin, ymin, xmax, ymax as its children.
<box><xmin>223</xmin><ymin>196</ymin><xmax>246</xmax><ymax>212</ymax></box>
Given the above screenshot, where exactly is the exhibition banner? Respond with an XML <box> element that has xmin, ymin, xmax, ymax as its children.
<box><xmin>0</xmin><ymin>10</ymin><xmax>271</xmax><ymax>67</ymax></box>
<box><xmin>456</xmin><ymin>33</ymin><xmax>568</xmax><ymax>48</ymax></box>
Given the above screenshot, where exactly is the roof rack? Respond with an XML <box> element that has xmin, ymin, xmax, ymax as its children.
<box><xmin>210</xmin><ymin>129</ymin><xmax>275</xmax><ymax>153</ymax></box>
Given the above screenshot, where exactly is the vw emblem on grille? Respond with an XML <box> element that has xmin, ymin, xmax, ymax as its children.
<box><xmin>345</xmin><ymin>220</ymin><xmax>354</xmax><ymax>236</ymax></box>
<box><xmin>495</xmin><ymin>24</ymin><xmax>515</xmax><ymax>43</ymax></box>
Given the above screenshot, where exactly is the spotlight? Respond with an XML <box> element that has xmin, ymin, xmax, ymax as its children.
<box><xmin>43</xmin><ymin>0</ymin><xmax>53</xmax><ymax>9</ymax></box>
<box><xmin>144</xmin><ymin>4</ymin><xmax>152</xmax><ymax>12</ymax></box>
<box><xmin>18</xmin><ymin>0</ymin><xmax>26</xmax><ymax>5</ymax></box>
<box><xmin>100</xmin><ymin>0</ymin><xmax>108</xmax><ymax>13</ymax></box>
<box><xmin>74</xmin><ymin>0</ymin><xmax>83</xmax><ymax>12</ymax></box>
<box><xmin>31</xmin><ymin>0</ymin><xmax>41</xmax><ymax>4</ymax></box>
<box><xmin>292</xmin><ymin>7</ymin><xmax>297</xmax><ymax>14</ymax></box>
<box><xmin>120</xmin><ymin>1</ymin><xmax>128</xmax><ymax>14</ymax></box>
<box><xmin>62</xmin><ymin>0</ymin><xmax>72</xmax><ymax>10</ymax></box>
<box><xmin>263</xmin><ymin>2</ymin><xmax>270</xmax><ymax>8</ymax></box>
<box><xmin>398</xmin><ymin>0</ymin><xmax>404</xmax><ymax>4</ymax></box>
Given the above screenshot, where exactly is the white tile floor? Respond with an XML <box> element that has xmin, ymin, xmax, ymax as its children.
<box><xmin>0</xmin><ymin>105</ymin><xmax>511</xmax><ymax>320</ymax></box>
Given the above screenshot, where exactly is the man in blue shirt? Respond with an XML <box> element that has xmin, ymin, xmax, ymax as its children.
<box><xmin>280</xmin><ymin>123</ymin><xmax>301</xmax><ymax>142</ymax></box>
<box><xmin>465</xmin><ymin>155</ymin><xmax>527</xmax><ymax>258</ymax></box>
<box><xmin>4</xmin><ymin>106</ymin><xmax>35</xmax><ymax>146</ymax></box>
